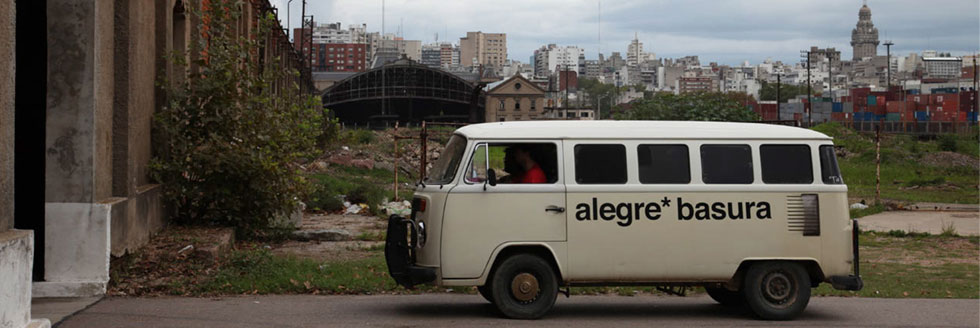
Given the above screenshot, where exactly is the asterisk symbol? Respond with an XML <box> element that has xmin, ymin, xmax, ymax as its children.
<box><xmin>661</xmin><ymin>196</ymin><xmax>671</xmax><ymax>207</ymax></box>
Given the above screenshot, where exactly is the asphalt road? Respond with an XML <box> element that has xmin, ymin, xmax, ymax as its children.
<box><xmin>56</xmin><ymin>294</ymin><xmax>979</xmax><ymax>327</ymax></box>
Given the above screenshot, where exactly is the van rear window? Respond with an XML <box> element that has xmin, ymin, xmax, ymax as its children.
<box><xmin>701</xmin><ymin>144</ymin><xmax>753</xmax><ymax>184</ymax></box>
<box><xmin>638</xmin><ymin>145</ymin><xmax>690</xmax><ymax>184</ymax></box>
<box><xmin>819</xmin><ymin>145</ymin><xmax>843</xmax><ymax>184</ymax></box>
<box><xmin>760</xmin><ymin>145</ymin><xmax>813</xmax><ymax>184</ymax></box>
<box><xmin>574</xmin><ymin>144</ymin><xmax>627</xmax><ymax>184</ymax></box>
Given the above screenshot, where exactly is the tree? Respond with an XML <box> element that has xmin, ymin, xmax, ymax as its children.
<box><xmin>151</xmin><ymin>1</ymin><xmax>332</xmax><ymax>236</ymax></box>
<box><xmin>759</xmin><ymin>81</ymin><xmax>806</xmax><ymax>103</ymax></box>
<box><xmin>613</xmin><ymin>92</ymin><xmax>761</xmax><ymax>122</ymax></box>
<box><xmin>579</xmin><ymin>78</ymin><xmax>618</xmax><ymax>119</ymax></box>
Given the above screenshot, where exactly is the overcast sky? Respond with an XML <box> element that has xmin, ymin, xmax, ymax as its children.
<box><xmin>270</xmin><ymin>0</ymin><xmax>979</xmax><ymax>65</ymax></box>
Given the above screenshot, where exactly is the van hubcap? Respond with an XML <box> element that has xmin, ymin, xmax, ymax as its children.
<box><xmin>511</xmin><ymin>273</ymin><xmax>540</xmax><ymax>303</ymax></box>
<box><xmin>762</xmin><ymin>271</ymin><xmax>793</xmax><ymax>305</ymax></box>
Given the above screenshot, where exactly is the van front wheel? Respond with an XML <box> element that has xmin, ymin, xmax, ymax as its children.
<box><xmin>490</xmin><ymin>254</ymin><xmax>558</xmax><ymax>319</ymax></box>
<box><xmin>743</xmin><ymin>262</ymin><xmax>811</xmax><ymax>320</ymax></box>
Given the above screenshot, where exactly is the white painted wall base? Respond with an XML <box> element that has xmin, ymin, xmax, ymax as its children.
<box><xmin>36</xmin><ymin>202</ymin><xmax>117</xmax><ymax>298</ymax></box>
<box><xmin>0</xmin><ymin>230</ymin><xmax>50</xmax><ymax>328</ymax></box>
<box><xmin>23</xmin><ymin>319</ymin><xmax>51</xmax><ymax>328</ymax></box>
<box><xmin>31</xmin><ymin>281</ymin><xmax>107</xmax><ymax>298</ymax></box>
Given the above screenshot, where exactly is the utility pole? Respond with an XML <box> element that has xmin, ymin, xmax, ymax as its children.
<box><xmin>828</xmin><ymin>54</ymin><xmax>834</xmax><ymax>102</ymax></box>
<box><xmin>776</xmin><ymin>73</ymin><xmax>781</xmax><ymax>105</ymax></box>
<box><xmin>884</xmin><ymin>40</ymin><xmax>893</xmax><ymax>91</ymax></box>
<box><xmin>564</xmin><ymin>64</ymin><xmax>569</xmax><ymax>120</ymax></box>
<box><xmin>802</xmin><ymin>50</ymin><xmax>812</xmax><ymax>127</ymax></box>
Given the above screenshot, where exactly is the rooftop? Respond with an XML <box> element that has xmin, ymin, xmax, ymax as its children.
<box><xmin>454</xmin><ymin>121</ymin><xmax>832</xmax><ymax>140</ymax></box>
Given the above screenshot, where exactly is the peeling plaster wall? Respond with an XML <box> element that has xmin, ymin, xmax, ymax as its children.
<box><xmin>45</xmin><ymin>0</ymin><xmax>114</xmax><ymax>204</ymax></box>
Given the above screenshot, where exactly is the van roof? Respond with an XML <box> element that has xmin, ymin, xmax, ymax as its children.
<box><xmin>454</xmin><ymin>121</ymin><xmax>833</xmax><ymax>140</ymax></box>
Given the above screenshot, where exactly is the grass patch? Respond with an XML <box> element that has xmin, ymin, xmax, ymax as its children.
<box><xmin>812</xmin><ymin>123</ymin><xmax>979</xmax><ymax>204</ymax></box>
<box><xmin>813</xmin><ymin>233</ymin><xmax>978</xmax><ymax>298</ymax></box>
<box><xmin>190</xmin><ymin>232</ymin><xmax>978</xmax><ymax>299</ymax></box>
<box><xmin>201</xmin><ymin>247</ymin><xmax>397</xmax><ymax>294</ymax></box>
<box><xmin>850</xmin><ymin>203</ymin><xmax>885</xmax><ymax>219</ymax></box>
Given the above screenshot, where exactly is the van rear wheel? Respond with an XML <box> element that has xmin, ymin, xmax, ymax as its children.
<box><xmin>490</xmin><ymin>254</ymin><xmax>558</xmax><ymax>319</ymax></box>
<box><xmin>743</xmin><ymin>262</ymin><xmax>811</xmax><ymax>320</ymax></box>
<box><xmin>705</xmin><ymin>287</ymin><xmax>744</xmax><ymax>306</ymax></box>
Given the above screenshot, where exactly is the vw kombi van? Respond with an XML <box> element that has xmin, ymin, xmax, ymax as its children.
<box><xmin>385</xmin><ymin>121</ymin><xmax>862</xmax><ymax>320</ymax></box>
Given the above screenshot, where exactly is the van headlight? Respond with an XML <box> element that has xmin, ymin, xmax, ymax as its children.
<box><xmin>416</xmin><ymin>220</ymin><xmax>427</xmax><ymax>248</ymax></box>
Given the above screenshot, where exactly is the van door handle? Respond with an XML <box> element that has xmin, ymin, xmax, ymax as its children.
<box><xmin>545</xmin><ymin>206</ymin><xmax>565</xmax><ymax>213</ymax></box>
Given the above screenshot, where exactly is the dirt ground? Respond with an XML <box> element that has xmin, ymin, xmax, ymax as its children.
<box><xmin>270</xmin><ymin>213</ymin><xmax>387</xmax><ymax>262</ymax></box>
<box><xmin>861</xmin><ymin>235</ymin><xmax>979</xmax><ymax>267</ymax></box>
<box><xmin>858</xmin><ymin>210</ymin><xmax>980</xmax><ymax>236</ymax></box>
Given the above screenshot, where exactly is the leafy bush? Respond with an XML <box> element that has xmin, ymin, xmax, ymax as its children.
<box><xmin>150</xmin><ymin>2</ymin><xmax>333</xmax><ymax>236</ymax></box>
<box><xmin>347</xmin><ymin>184</ymin><xmax>385</xmax><ymax>215</ymax></box>
<box><xmin>938</xmin><ymin>134</ymin><xmax>958</xmax><ymax>152</ymax></box>
<box><xmin>305</xmin><ymin>184</ymin><xmax>345</xmax><ymax>212</ymax></box>
<box><xmin>614</xmin><ymin>92</ymin><xmax>761</xmax><ymax>122</ymax></box>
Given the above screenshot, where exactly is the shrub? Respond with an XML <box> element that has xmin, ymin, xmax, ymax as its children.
<box><xmin>938</xmin><ymin>134</ymin><xmax>958</xmax><ymax>152</ymax></box>
<box><xmin>150</xmin><ymin>2</ymin><xmax>333</xmax><ymax>236</ymax></box>
<box><xmin>347</xmin><ymin>184</ymin><xmax>385</xmax><ymax>215</ymax></box>
<box><xmin>305</xmin><ymin>184</ymin><xmax>345</xmax><ymax>212</ymax></box>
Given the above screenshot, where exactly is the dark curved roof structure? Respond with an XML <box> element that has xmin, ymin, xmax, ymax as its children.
<box><xmin>321</xmin><ymin>58</ymin><xmax>485</xmax><ymax>124</ymax></box>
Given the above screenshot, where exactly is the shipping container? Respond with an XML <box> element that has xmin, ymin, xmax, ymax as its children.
<box><xmin>885</xmin><ymin>113</ymin><xmax>901</xmax><ymax>121</ymax></box>
<box><xmin>915</xmin><ymin>111</ymin><xmax>929</xmax><ymax>121</ymax></box>
<box><xmin>832</xmin><ymin>102</ymin><xmax>843</xmax><ymax>112</ymax></box>
<box><xmin>867</xmin><ymin>95</ymin><xmax>877</xmax><ymax>105</ymax></box>
<box><xmin>843</xmin><ymin>102</ymin><xmax>854</xmax><ymax>113</ymax></box>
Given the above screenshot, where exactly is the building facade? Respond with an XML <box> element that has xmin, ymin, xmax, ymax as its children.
<box><xmin>459</xmin><ymin>31</ymin><xmax>507</xmax><ymax>68</ymax></box>
<box><xmin>850</xmin><ymin>4</ymin><xmax>879</xmax><ymax>60</ymax></box>
<box><xmin>313</xmin><ymin>43</ymin><xmax>368</xmax><ymax>72</ymax></box>
<box><xmin>485</xmin><ymin>75</ymin><xmax>548</xmax><ymax>122</ymax></box>
<box><xmin>5</xmin><ymin>0</ymin><xmax>311</xmax><ymax>305</ymax></box>
<box><xmin>923</xmin><ymin>57</ymin><xmax>964</xmax><ymax>79</ymax></box>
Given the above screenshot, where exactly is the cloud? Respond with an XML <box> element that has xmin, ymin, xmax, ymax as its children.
<box><xmin>270</xmin><ymin>0</ymin><xmax>979</xmax><ymax>65</ymax></box>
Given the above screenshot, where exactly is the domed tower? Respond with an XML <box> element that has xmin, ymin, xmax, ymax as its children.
<box><xmin>850</xmin><ymin>2</ymin><xmax>880</xmax><ymax>60</ymax></box>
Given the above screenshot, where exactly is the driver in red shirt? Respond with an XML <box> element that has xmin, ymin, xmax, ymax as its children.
<box><xmin>512</xmin><ymin>145</ymin><xmax>546</xmax><ymax>184</ymax></box>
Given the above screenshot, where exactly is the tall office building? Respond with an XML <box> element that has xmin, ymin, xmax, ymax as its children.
<box><xmin>459</xmin><ymin>31</ymin><xmax>507</xmax><ymax>68</ymax></box>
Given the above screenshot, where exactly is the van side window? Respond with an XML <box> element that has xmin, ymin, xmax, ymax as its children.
<box><xmin>760</xmin><ymin>145</ymin><xmax>813</xmax><ymax>184</ymax></box>
<box><xmin>465</xmin><ymin>143</ymin><xmax>559</xmax><ymax>184</ymax></box>
<box><xmin>574</xmin><ymin>144</ymin><xmax>627</xmax><ymax>184</ymax></box>
<box><xmin>637</xmin><ymin>144</ymin><xmax>690</xmax><ymax>184</ymax></box>
<box><xmin>819</xmin><ymin>145</ymin><xmax>844</xmax><ymax>184</ymax></box>
<box><xmin>701</xmin><ymin>144</ymin><xmax>753</xmax><ymax>184</ymax></box>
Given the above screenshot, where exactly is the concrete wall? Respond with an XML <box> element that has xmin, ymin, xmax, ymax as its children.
<box><xmin>0</xmin><ymin>0</ymin><xmax>14</xmax><ymax>231</ymax></box>
<box><xmin>45</xmin><ymin>0</ymin><xmax>114</xmax><ymax>204</ymax></box>
<box><xmin>0</xmin><ymin>230</ymin><xmax>34</xmax><ymax>328</ymax></box>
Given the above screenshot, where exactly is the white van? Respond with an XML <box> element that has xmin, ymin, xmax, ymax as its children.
<box><xmin>385</xmin><ymin>121</ymin><xmax>863</xmax><ymax>320</ymax></box>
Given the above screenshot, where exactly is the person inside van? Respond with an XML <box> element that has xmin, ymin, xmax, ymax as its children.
<box><xmin>509</xmin><ymin>144</ymin><xmax>546</xmax><ymax>184</ymax></box>
<box><xmin>498</xmin><ymin>147</ymin><xmax>524</xmax><ymax>183</ymax></box>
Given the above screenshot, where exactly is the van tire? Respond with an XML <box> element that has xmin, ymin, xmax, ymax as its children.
<box><xmin>743</xmin><ymin>262</ymin><xmax>811</xmax><ymax>320</ymax></box>
<box><xmin>490</xmin><ymin>254</ymin><xmax>558</xmax><ymax>319</ymax></box>
<box><xmin>705</xmin><ymin>287</ymin><xmax>744</xmax><ymax>306</ymax></box>
<box><xmin>478</xmin><ymin>284</ymin><xmax>494</xmax><ymax>303</ymax></box>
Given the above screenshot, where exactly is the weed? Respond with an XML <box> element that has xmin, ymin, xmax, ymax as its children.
<box><xmin>940</xmin><ymin>221</ymin><xmax>959</xmax><ymax>237</ymax></box>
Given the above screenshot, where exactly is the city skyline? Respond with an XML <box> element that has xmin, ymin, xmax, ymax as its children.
<box><xmin>271</xmin><ymin>0</ymin><xmax>979</xmax><ymax>66</ymax></box>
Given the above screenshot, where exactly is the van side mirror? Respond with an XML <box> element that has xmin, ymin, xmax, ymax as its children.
<box><xmin>488</xmin><ymin>169</ymin><xmax>497</xmax><ymax>187</ymax></box>
<box><xmin>484</xmin><ymin>169</ymin><xmax>497</xmax><ymax>190</ymax></box>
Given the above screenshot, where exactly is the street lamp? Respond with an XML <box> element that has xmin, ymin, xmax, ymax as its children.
<box><xmin>286</xmin><ymin>0</ymin><xmax>294</xmax><ymax>40</ymax></box>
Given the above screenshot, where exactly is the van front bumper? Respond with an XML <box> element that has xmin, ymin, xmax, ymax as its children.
<box><xmin>384</xmin><ymin>215</ymin><xmax>436</xmax><ymax>289</ymax></box>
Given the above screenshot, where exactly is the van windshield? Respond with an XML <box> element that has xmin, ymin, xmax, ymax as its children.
<box><xmin>425</xmin><ymin>134</ymin><xmax>467</xmax><ymax>185</ymax></box>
